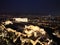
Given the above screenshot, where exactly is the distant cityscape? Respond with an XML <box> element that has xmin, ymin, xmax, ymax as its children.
<box><xmin>0</xmin><ymin>14</ymin><xmax>60</xmax><ymax>45</ymax></box>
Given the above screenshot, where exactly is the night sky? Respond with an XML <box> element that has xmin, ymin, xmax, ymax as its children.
<box><xmin>0</xmin><ymin>0</ymin><xmax>60</xmax><ymax>15</ymax></box>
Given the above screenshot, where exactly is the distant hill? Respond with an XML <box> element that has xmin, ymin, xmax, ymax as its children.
<box><xmin>0</xmin><ymin>12</ymin><xmax>59</xmax><ymax>18</ymax></box>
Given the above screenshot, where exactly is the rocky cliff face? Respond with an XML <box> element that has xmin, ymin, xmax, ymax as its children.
<box><xmin>0</xmin><ymin>19</ymin><xmax>57</xmax><ymax>45</ymax></box>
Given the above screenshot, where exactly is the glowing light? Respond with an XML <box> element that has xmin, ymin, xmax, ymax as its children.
<box><xmin>13</xmin><ymin>18</ymin><xmax>28</xmax><ymax>22</ymax></box>
<box><xmin>3</xmin><ymin>20</ymin><xmax>13</xmax><ymax>25</ymax></box>
<box><xmin>24</xmin><ymin>25</ymin><xmax>46</xmax><ymax>37</ymax></box>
